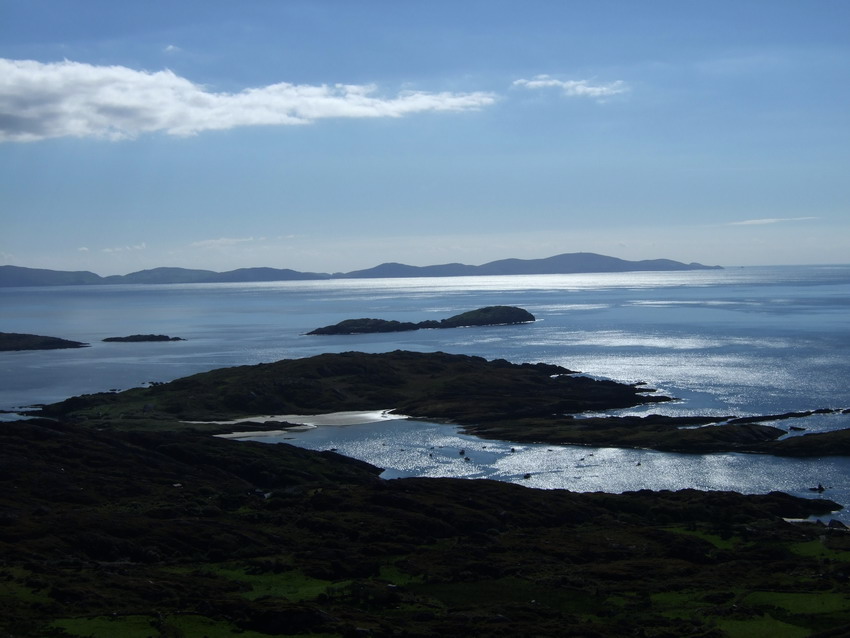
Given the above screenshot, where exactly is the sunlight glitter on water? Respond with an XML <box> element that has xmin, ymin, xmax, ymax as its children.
<box><xmin>249</xmin><ymin>418</ymin><xmax>850</xmax><ymax>522</ymax></box>
<box><xmin>5</xmin><ymin>265</ymin><xmax>850</xmax><ymax>516</ymax></box>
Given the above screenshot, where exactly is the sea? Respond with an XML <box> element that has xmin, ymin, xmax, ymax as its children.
<box><xmin>2</xmin><ymin>265</ymin><xmax>849</xmax><ymax>520</ymax></box>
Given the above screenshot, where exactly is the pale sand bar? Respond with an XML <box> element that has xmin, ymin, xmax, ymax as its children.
<box><xmin>191</xmin><ymin>410</ymin><xmax>407</xmax><ymax>438</ymax></box>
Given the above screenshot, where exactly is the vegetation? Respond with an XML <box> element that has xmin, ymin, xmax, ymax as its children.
<box><xmin>33</xmin><ymin>350</ymin><xmax>850</xmax><ymax>455</ymax></box>
<box><xmin>1</xmin><ymin>417</ymin><xmax>847</xmax><ymax>637</ymax></box>
<box><xmin>6</xmin><ymin>350</ymin><xmax>850</xmax><ymax>634</ymax></box>
<box><xmin>307</xmin><ymin>306</ymin><xmax>535</xmax><ymax>335</ymax></box>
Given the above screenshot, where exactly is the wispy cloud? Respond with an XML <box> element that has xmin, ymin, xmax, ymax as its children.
<box><xmin>728</xmin><ymin>217</ymin><xmax>819</xmax><ymax>226</ymax></box>
<box><xmin>190</xmin><ymin>237</ymin><xmax>262</xmax><ymax>249</ymax></box>
<box><xmin>0</xmin><ymin>59</ymin><xmax>497</xmax><ymax>142</ymax></box>
<box><xmin>513</xmin><ymin>75</ymin><xmax>628</xmax><ymax>99</ymax></box>
<box><xmin>102</xmin><ymin>242</ymin><xmax>146</xmax><ymax>253</ymax></box>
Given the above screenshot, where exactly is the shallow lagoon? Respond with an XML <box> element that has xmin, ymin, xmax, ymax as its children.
<box><xmin>240</xmin><ymin>415</ymin><xmax>850</xmax><ymax>522</ymax></box>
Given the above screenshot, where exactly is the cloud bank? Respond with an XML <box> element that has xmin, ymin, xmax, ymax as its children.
<box><xmin>513</xmin><ymin>75</ymin><xmax>628</xmax><ymax>98</ymax></box>
<box><xmin>0</xmin><ymin>58</ymin><xmax>497</xmax><ymax>142</ymax></box>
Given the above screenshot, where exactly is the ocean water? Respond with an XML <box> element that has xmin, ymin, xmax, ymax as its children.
<box><xmin>2</xmin><ymin>265</ymin><xmax>849</xmax><ymax>518</ymax></box>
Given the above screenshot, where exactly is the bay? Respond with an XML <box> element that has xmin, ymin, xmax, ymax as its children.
<box><xmin>2</xmin><ymin>265</ymin><xmax>849</xmax><ymax>519</ymax></box>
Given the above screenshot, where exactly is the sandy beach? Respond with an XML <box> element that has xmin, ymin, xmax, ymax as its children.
<box><xmin>196</xmin><ymin>409</ymin><xmax>406</xmax><ymax>438</ymax></box>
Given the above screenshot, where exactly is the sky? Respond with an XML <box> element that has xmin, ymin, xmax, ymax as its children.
<box><xmin>1</xmin><ymin>0</ymin><xmax>848</xmax><ymax>275</ymax></box>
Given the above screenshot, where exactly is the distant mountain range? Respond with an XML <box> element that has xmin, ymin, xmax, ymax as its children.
<box><xmin>0</xmin><ymin>252</ymin><xmax>721</xmax><ymax>287</ymax></box>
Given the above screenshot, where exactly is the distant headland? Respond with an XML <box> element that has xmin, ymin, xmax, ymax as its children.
<box><xmin>0</xmin><ymin>252</ymin><xmax>722</xmax><ymax>287</ymax></box>
<box><xmin>0</xmin><ymin>332</ymin><xmax>88</xmax><ymax>351</ymax></box>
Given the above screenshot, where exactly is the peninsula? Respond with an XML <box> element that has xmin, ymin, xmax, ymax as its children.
<box><xmin>307</xmin><ymin>306</ymin><xmax>534</xmax><ymax>335</ymax></box>
<box><xmin>34</xmin><ymin>350</ymin><xmax>850</xmax><ymax>456</ymax></box>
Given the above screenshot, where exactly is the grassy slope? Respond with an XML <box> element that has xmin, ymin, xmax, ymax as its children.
<box><xmin>1</xmin><ymin>418</ymin><xmax>848</xmax><ymax>637</ymax></box>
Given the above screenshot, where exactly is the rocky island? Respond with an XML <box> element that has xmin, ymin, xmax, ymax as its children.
<box><xmin>307</xmin><ymin>305</ymin><xmax>535</xmax><ymax>335</ymax></box>
<box><xmin>0</xmin><ymin>331</ymin><xmax>88</xmax><ymax>351</ymax></box>
<box><xmin>103</xmin><ymin>334</ymin><xmax>185</xmax><ymax>342</ymax></box>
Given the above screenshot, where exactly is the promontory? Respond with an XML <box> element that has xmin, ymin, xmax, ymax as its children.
<box><xmin>33</xmin><ymin>350</ymin><xmax>850</xmax><ymax>456</ymax></box>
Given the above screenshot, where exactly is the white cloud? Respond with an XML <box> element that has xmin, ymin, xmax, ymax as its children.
<box><xmin>0</xmin><ymin>58</ymin><xmax>497</xmax><ymax>142</ymax></box>
<box><xmin>78</xmin><ymin>247</ymin><xmax>89</xmax><ymax>252</ymax></box>
<box><xmin>513</xmin><ymin>75</ymin><xmax>628</xmax><ymax>98</ymax></box>
<box><xmin>102</xmin><ymin>242</ymin><xmax>147</xmax><ymax>253</ymax></box>
<box><xmin>190</xmin><ymin>237</ymin><xmax>260</xmax><ymax>249</ymax></box>
<box><xmin>728</xmin><ymin>217</ymin><xmax>819</xmax><ymax>226</ymax></box>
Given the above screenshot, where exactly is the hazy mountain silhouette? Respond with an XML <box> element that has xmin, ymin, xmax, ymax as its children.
<box><xmin>0</xmin><ymin>252</ymin><xmax>721</xmax><ymax>287</ymax></box>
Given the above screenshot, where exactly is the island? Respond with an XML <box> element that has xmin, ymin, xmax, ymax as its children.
<box><xmin>307</xmin><ymin>305</ymin><xmax>535</xmax><ymax>335</ymax></box>
<box><xmin>5</xmin><ymin>350</ymin><xmax>850</xmax><ymax>636</ymax></box>
<box><xmin>102</xmin><ymin>334</ymin><xmax>185</xmax><ymax>342</ymax></box>
<box><xmin>0</xmin><ymin>331</ymin><xmax>88</xmax><ymax>351</ymax></box>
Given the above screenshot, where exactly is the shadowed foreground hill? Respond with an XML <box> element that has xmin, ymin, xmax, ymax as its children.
<box><xmin>1</xmin><ymin>417</ymin><xmax>846</xmax><ymax>637</ymax></box>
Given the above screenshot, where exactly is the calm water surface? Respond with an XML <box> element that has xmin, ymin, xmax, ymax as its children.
<box><xmin>2</xmin><ymin>266</ymin><xmax>849</xmax><ymax>518</ymax></box>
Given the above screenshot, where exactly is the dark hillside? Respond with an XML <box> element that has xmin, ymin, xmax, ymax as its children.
<box><xmin>0</xmin><ymin>417</ymin><xmax>845</xmax><ymax>637</ymax></box>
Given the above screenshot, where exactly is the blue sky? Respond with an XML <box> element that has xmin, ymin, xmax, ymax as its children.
<box><xmin>1</xmin><ymin>0</ymin><xmax>848</xmax><ymax>274</ymax></box>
